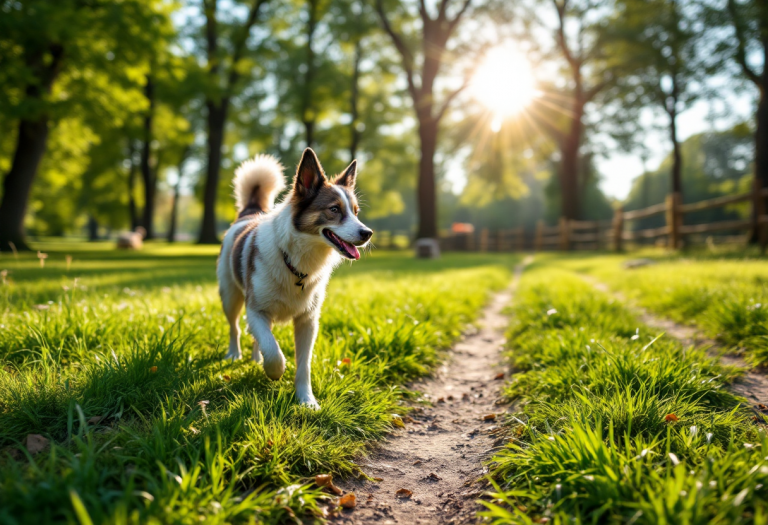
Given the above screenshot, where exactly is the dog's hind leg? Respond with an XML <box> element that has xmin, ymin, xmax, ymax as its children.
<box><xmin>246</xmin><ymin>308</ymin><xmax>285</xmax><ymax>380</ymax></box>
<box><xmin>220</xmin><ymin>284</ymin><xmax>244</xmax><ymax>360</ymax></box>
<box><xmin>293</xmin><ymin>311</ymin><xmax>320</xmax><ymax>409</ymax></box>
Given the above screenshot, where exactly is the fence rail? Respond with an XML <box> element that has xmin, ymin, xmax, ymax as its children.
<box><xmin>374</xmin><ymin>182</ymin><xmax>767</xmax><ymax>253</ymax></box>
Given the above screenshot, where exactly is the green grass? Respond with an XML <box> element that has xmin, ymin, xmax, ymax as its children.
<box><xmin>0</xmin><ymin>242</ymin><xmax>516</xmax><ymax>524</ymax></box>
<box><xmin>483</xmin><ymin>263</ymin><xmax>768</xmax><ymax>525</ymax></box>
<box><xmin>552</xmin><ymin>253</ymin><xmax>768</xmax><ymax>367</ymax></box>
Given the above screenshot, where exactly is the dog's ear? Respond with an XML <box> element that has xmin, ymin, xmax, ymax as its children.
<box><xmin>334</xmin><ymin>160</ymin><xmax>357</xmax><ymax>189</ymax></box>
<box><xmin>294</xmin><ymin>148</ymin><xmax>326</xmax><ymax>198</ymax></box>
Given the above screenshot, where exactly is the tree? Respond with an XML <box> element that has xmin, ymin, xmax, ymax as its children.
<box><xmin>611</xmin><ymin>0</ymin><xmax>710</xmax><ymax>197</ymax></box>
<box><xmin>527</xmin><ymin>0</ymin><xmax>615</xmax><ymax>220</ymax></box>
<box><xmin>375</xmin><ymin>0</ymin><xmax>478</xmax><ymax>241</ymax></box>
<box><xmin>0</xmin><ymin>0</ymin><xmax>161</xmax><ymax>251</ymax></box>
<box><xmin>197</xmin><ymin>0</ymin><xmax>269</xmax><ymax>244</ymax></box>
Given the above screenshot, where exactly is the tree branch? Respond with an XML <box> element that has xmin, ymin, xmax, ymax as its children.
<box><xmin>553</xmin><ymin>0</ymin><xmax>579</xmax><ymax>70</ymax></box>
<box><xmin>727</xmin><ymin>0</ymin><xmax>760</xmax><ymax>85</ymax></box>
<box><xmin>226</xmin><ymin>0</ymin><xmax>267</xmax><ymax>92</ymax></box>
<box><xmin>447</xmin><ymin>0</ymin><xmax>473</xmax><ymax>34</ymax></box>
<box><xmin>203</xmin><ymin>0</ymin><xmax>218</xmax><ymax>76</ymax></box>
<box><xmin>375</xmin><ymin>0</ymin><xmax>419</xmax><ymax>101</ymax></box>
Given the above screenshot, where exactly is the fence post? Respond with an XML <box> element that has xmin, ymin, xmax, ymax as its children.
<box><xmin>535</xmin><ymin>221</ymin><xmax>543</xmax><ymax>252</ymax></box>
<box><xmin>479</xmin><ymin>228</ymin><xmax>489</xmax><ymax>252</ymax></box>
<box><xmin>613</xmin><ymin>207</ymin><xmax>624</xmax><ymax>252</ymax></box>
<box><xmin>752</xmin><ymin>177</ymin><xmax>767</xmax><ymax>253</ymax></box>
<box><xmin>559</xmin><ymin>217</ymin><xmax>570</xmax><ymax>251</ymax></box>
<box><xmin>595</xmin><ymin>220</ymin><xmax>603</xmax><ymax>250</ymax></box>
<box><xmin>516</xmin><ymin>227</ymin><xmax>525</xmax><ymax>251</ymax></box>
<box><xmin>666</xmin><ymin>192</ymin><xmax>682</xmax><ymax>249</ymax></box>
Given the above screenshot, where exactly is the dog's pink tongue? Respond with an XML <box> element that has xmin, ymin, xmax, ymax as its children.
<box><xmin>341</xmin><ymin>239</ymin><xmax>360</xmax><ymax>260</ymax></box>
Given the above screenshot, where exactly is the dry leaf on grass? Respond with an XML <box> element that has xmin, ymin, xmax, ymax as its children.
<box><xmin>340</xmin><ymin>357</ymin><xmax>351</xmax><ymax>366</ymax></box>
<box><xmin>149</xmin><ymin>366</ymin><xmax>158</xmax><ymax>373</ymax></box>
<box><xmin>483</xmin><ymin>414</ymin><xmax>497</xmax><ymax>421</ymax></box>
<box><xmin>664</xmin><ymin>413</ymin><xmax>679</xmax><ymax>422</ymax></box>
<box><xmin>395</xmin><ymin>488</ymin><xmax>413</xmax><ymax>498</ymax></box>
<box><xmin>26</xmin><ymin>434</ymin><xmax>49</xmax><ymax>455</ymax></box>
<box><xmin>494</xmin><ymin>373</ymin><xmax>505</xmax><ymax>380</ymax></box>
<box><xmin>222</xmin><ymin>374</ymin><xmax>231</xmax><ymax>382</ymax></box>
<box><xmin>339</xmin><ymin>493</ymin><xmax>356</xmax><ymax>509</ymax></box>
<box><xmin>315</xmin><ymin>474</ymin><xmax>343</xmax><ymax>495</ymax></box>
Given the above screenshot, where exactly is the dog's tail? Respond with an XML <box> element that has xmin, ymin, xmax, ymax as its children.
<box><xmin>233</xmin><ymin>154</ymin><xmax>286</xmax><ymax>214</ymax></box>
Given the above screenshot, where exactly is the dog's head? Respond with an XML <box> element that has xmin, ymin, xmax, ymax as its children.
<box><xmin>290</xmin><ymin>148</ymin><xmax>372</xmax><ymax>260</ymax></box>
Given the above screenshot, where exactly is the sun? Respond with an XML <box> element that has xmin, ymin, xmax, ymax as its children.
<box><xmin>470</xmin><ymin>45</ymin><xmax>537</xmax><ymax>131</ymax></box>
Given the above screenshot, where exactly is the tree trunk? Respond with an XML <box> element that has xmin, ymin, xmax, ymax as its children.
<box><xmin>127</xmin><ymin>140</ymin><xmax>139</xmax><ymax>230</ymax></box>
<box><xmin>168</xmin><ymin>147</ymin><xmax>189</xmax><ymax>243</ymax></box>
<box><xmin>302</xmin><ymin>0</ymin><xmax>319</xmax><ymax>149</ymax></box>
<box><xmin>559</xmin><ymin>97</ymin><xmax>584</xmax><ymax>221</ymax></box>
<box><xmin>349</xmin><ymin>39</ymin><xmax>362</xmax><ymax>161</ymax></box>
<box><xmin>0</xmin><ymin>118</ymin><xmax>51</xmax><ymax>251</ymax></box>
<box><xmin>416</xmin><ymin>119</ymin><xmax>438</xmax><ymax>239</ymax></box>
<box><xmin>198</xmin><ymin>100</ymin><xmax>228</xmax><ymax>244</ymax></box>
<box><xmin>669</xmin><ymin>110</ymin><xmax>683</xmax><ymax>195</ymax></box>
<box><xmin>140</xmin><ymin>76</ymin><xmax>156</xmax><ymax>239</ymax></box>
<box><xmin>0</xmin><ymin>44</ymin><xmax>64</xmax><ymax>252</ymax></box>
<box><xmin>87</xmin><ymin>215</ymin><xmax>99</xmax><ymax>241</ymax></box>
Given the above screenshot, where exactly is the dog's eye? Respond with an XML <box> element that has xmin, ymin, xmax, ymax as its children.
<box><xmin>330</xmin><ymin>206</ymin><xmax>340</xmax><ymax>213</ymax></box>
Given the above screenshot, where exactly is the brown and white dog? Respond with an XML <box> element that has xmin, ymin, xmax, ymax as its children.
<box><xmin>217</xmin><ymin>148</ymin><xmax>372</xmax><ymax>409</ymax></box>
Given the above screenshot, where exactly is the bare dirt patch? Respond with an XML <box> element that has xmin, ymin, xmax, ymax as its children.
<box><xmin>334</xmin><ymin>268</ymin><xmax>523</xmax><ymax>524</ymax></box>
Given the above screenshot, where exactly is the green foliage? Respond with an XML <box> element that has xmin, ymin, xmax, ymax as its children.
<box><xmin>0</xmin><ymin>244</ymin><xmax>515</xmax><ymax>522</ymax></box>
<box><xmin>485</xmin><ymin>264</ymin><xmax>767</xmax><ymax>524</ymax></box>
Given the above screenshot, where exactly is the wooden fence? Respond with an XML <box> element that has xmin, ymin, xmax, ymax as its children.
<box><xmin>374</xmin><ymin>182</ymin><xmax>768</xmax><ymax>252</ymax></box>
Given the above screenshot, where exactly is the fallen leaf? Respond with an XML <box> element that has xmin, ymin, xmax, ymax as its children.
<box><xmin>427</xmin><ymin>473</ymin><xmax>442</xmax><ymax>481</ymax></box>
<box><xmin>483</xmin><ymin>414</ymin><xmax>497</xmax><ymax>421</ymax></box>
<box><xmin>87</xmin><ymin>416</ymin><xmax>105</xmax><ymax>425</ymax></box>
<box><xmin>664</xmin><ymin>413</ymin><xmax>679</xmax><ymax>422</ymax></box>
<box><xmin>26</xmin><ymin>434</ymin><xmax>49</xmax><ymax>455</ymax></box>
<box><xmin>494</xmin><ymin>373</ymin><xmax>505</xmax><ymax>380</ymax></box>
<box><xmin>223</xmin><ymin>374</ymin><xmax>231</xmax><ymax>382</ymax></box>
<box><xmin>339</xmin><ymin>493</ymin><xmax>356</xmax><ymax>509</ymax></box>
<box><xmin>395</xmin><ymin>488</ymin><xmax>413</xmax><ymax>499</ymax></box>
<box><xmin>266</xmin><ymin>439</ymin><xmax>274</xmax><ymax>447</ymax></box>
<box><xmin>315</xmin><ymin>474</ymin><xmax>343</xmax><ymax>495</ymax></box>
<box><xmin>341</xmin><ymin>357</ymin><xmax>351</xmax><ymax>366</ymax></box>
<box><xmin>413</xmin><ymin>460</ymin><xmax>422</xmax><ymax>466</ymax></box>
<box><xmin>149</xmin><ymin>366</ymin><xmax>158</xmax><ymax>373</ymax></box>
<box><xmin>391</xmin><ymin>415</ymin><xmax>405</xmax><ymax>428</ymax></box>
<box><xmin>373</xmin><ymin>477</ymin><xmax>383</xmax><ymax>482</ymax></box>
<box><xmin>758</xmin><ymin>404</ymin><xmax>767</xmax><ymax>411</ymax></box>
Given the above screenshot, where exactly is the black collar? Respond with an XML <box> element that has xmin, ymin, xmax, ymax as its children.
<box><xmin>282</xmin><ymin>251</ymin><xmax>308</xmax><ymax>291</ymax></box>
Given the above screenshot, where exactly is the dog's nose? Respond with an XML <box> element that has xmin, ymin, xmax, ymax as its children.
<box><xmin>359</xmin><ymin>228</ymin><xmax>373</xmax><ymax>242</ymax></box>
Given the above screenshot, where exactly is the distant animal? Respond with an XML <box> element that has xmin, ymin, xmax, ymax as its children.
<box><xmin>116</xmin><ymin>226</ymin><xmax>146</xmax><ymax>249</ymax></box>
<box><xmin>217</xmin><ymin>148</ymin><xmax>372</xmax><ymax>409</ymax></box>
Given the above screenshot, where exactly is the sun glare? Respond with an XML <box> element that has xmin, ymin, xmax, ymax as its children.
<box><xmin>470</xmin><ymin>45</ymin><xmax>537</xmax><ymax>131</ymax></box>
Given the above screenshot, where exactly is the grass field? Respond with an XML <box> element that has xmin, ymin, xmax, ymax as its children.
<box><xmin>558</xmin><ymin>253</ymin><xmax>768</xmax><ymax>367</ymax></box>
<box><xmin>485</xmin><ymin>259</ymin><xmax>768</xmax><ymax>524</ymax></box>
<box><xmin>0</xmin><ymin>243</ymin><xmax>516</xmax><ymax>524</ymax></box>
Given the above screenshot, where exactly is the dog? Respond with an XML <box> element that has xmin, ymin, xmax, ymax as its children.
<box><xmin>217</xmin><ymin>148</ymin><xmax>372</xmax><ymax>409</ymax></box>
<box><xmin>116</xmin><ymin>226</ymin><xmax>146</xmax><ymax>249</ymax></box>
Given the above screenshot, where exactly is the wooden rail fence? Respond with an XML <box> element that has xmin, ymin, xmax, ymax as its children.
<box><xmin>374</xmin><ymin>182</ymin><xmax>767</xmax><ymax>252</ymax></box>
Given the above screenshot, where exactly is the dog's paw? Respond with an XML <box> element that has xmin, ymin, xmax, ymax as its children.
<box><xmin>298</xmin><ymin>396</ymin><xmax>321</xmax><ymax>410</ymax></box>
<box><xmin>262</xmin><ymin>353</ymin><xmax>286</xmax><ymax>381</ymax></box>
<box><xmin>224</xmin><ymin>350</ymin><xmax>242</xmax><ymax>361</ymax></box>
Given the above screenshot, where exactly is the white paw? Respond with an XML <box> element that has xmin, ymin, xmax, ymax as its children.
<box><xmin>262</xmin><ymin>352</ymin><xmax>286</xmax><ymax>381</ymax></box>
<box><xmin>224</xmin><ymin>350</ymin><xmax>242</xmax><ymax>361</ymax></box>
<box><xmin>298</xmin><ymin>395</ymin><xmax>320</xmax><ymax>410</ymax></box>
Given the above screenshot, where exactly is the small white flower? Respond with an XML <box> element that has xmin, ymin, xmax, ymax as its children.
<box><xmin>744</xmin><ymin>443</ymin><xmax>755</xmax><ymax>449</ymax></box>
<box><xmin>706</xmin><ymin>433</ymin><xmax>713</xmax><ymax>444</ymax></box>
<box><xmin>547</xmin><ymin>308</ymin><xmax>557</xmax><ymax>316</ymax></box>
<box><xmin>669</xmin><ymin>453</ymin><xmax>680</xmax><ymax>465</ymax></box>
<box><xmin>690</xmin><ymin>426</ymin><xmax>698</xmax><ymax>437</ymax></box>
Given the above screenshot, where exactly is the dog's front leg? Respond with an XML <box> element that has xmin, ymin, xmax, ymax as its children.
<box><xmin>246</xmin><ymin>309</ymin><xmax>285</xmax><ymax>380</ymax></box>
<box><xmin>293</xmin><ymin>312</ymin><xmax>320</xmax><ymax>409</ymax></box>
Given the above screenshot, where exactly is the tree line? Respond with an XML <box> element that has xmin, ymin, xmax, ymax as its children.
<box><xmin>0</xmin><ymin>0</ymin><xmax>765</xmax><ymax>251</ymax></box>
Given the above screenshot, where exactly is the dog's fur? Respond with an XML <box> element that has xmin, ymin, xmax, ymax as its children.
<box><xmin>217</xmin><ymin>148</ymin><xmax>372</xmax><ymax>409</ymax></box>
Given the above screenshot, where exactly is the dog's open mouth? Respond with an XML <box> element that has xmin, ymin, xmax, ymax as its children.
<box><xmin>323</xmin><ymin>229</ymin><xmax>360</xmax><ymax>260</ymax></box>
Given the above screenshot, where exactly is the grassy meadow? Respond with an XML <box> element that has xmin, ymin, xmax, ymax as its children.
<box><xmin>485</xmin><ymin>258</ymin><xmax>768</xmax><ymax>524</ymax></box>
<box><xmin>0</xmin><ymin>243</ymin><xmax>516</xmax><ymax>524</ymax></box>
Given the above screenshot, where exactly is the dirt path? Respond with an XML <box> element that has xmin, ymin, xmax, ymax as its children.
<box><xmin>335</xmin><ymin>265</ymin><xmax>524</xmax><ymax>525</ymax></box>
<box><xmin>588</xmin><ymin>279</ymin><xmax>768</xmax><ymax>406</ymax></box>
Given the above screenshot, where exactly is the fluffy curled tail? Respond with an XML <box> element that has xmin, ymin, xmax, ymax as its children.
<box><xmin>233</xmin><ymin>154</ymin><xmax>286</xmax><ymax>214</ymax></box>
